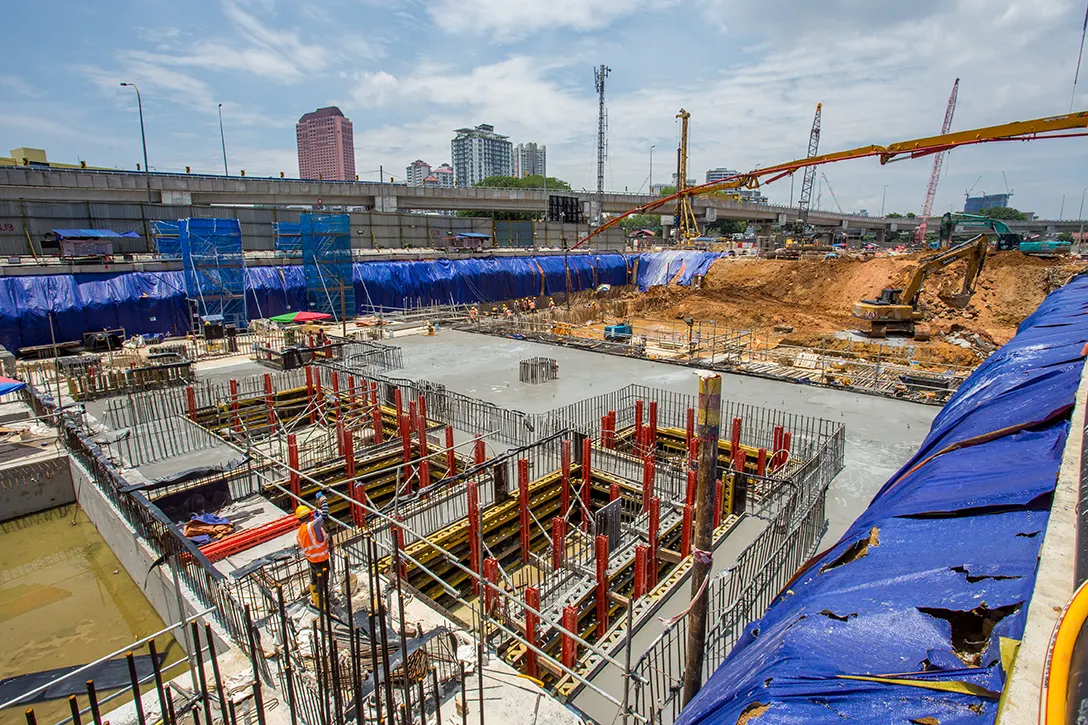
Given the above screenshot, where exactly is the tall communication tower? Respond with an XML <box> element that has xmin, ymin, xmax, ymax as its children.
<box><xmin>594</xmin><ymin>64</ymin><xmax>611</xmax><ymax>224</ymax></box>
<box><xmin>797</xmin><ymin>103</ymin><xmax>822</xmax><ymax>225</ymax></box>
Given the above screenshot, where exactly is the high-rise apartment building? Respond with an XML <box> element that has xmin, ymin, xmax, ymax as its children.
<box><xmin>433</xmin><ymin>163</ymin><xmax>455</xmax><ymax>187</ymax></box>
<box><xmin>406</xmin><ymin>159</ymin><xmax>432</xmax><ymax>187</ymax></box>
<box><xmin>705</xmin><ymin>167</ymin><xmax>739</xmax><ymax>184</ymax></box>
<box><xmin>513</xmin><ymin>143</ymin><xmax>546</xmax><ymax>178</ymax></box>
<box><xmin>296</xmin><ymin>107</ymin><xmax>355</xmax><ymax>181</ymax></box>
<box><xmin>451</xmin><ymin>124</ymin><xmax>512</xmax><ymax>187</ymax></box>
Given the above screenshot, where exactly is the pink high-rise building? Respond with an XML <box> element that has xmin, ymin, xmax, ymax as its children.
<box><xmin>296</xmin><ymin>107</ymin><xmax>355</xmax><ymax>181</ymax></box>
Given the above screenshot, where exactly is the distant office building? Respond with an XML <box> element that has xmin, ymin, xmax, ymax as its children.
<box><xmin>965</xmin><ymin>193</ymin><xmax>1011</xmax><ymax>214</ymax></box>
<box><xmin>433</xmin><ymin>163</ymin><xmax>455</xmax><ymax>187</ymax></box>
<box><xmin>451</xmin><ymin>124</ymin><xmax>512</xmax><ymax>187</ymax></box>
<box><xmin>296</xmin><ymin>107</ymin><xmax>355</xmax><ymax>181</ymax></box>
<box><xmin>514</xmin><ymin>143</ymin><xmax>547</xmax><ymax>178</ymax></box>
<box><xmin>406</xmin><ymin>160</ymin><xmax>432</xmax><ymax>187</ymax></box>
<box><xmin>705</xmin><ymin>167</ymin><xmax>740</xmax><ymax>184</ymax></box>
<box><xmin>672</xmin><ymin>173</ymin><xmax>698</xmax><ymax>187</ymax></box>
<box><xmin>650</xmin><ymin>183</ymin><xmax>670</xmax><ymax>196</ymax></box>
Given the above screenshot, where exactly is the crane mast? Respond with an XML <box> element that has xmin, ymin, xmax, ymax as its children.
<box><xmin>915</xmin><ymin>78</ymin><xmax>959</xmax><ymax>246</ymax></box>
<box><xmin>674</xmin><ymin>108</ymin><xmax>699</xmax><ymax>244</ymax></box>
<box><xmin>797</xmin><ymin>103</ymin><xmax>823</xmax><ymax>224</ymax></box>
<box><xmin>594</xmin><ymin>64</ymin><xmax>610</xmax><ymax>225</ymax></box>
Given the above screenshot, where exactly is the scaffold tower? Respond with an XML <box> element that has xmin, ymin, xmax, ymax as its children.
<box><xmin>301</xmin><ymin>213</ymin><xmax>354</xmax><ymax>320</ymax></box>
<box><xmin>178</xmin><ymin>217</ymin><xmax>248</xmax><ymax>330</ymax></box>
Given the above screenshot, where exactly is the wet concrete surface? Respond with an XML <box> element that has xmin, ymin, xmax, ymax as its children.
<box><xmin>395</xmin><ymin>329</ymin><xmax>938</xmax><ymax>547</ymax></box>
<box><xmin>0</xmin><ymin>505</ymin><xmax>182</xmax><ymax>725</ymax></box>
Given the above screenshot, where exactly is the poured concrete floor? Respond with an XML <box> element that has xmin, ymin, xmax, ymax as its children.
<box><xmin>396</xmin><ymin>329</ymin><xmax>938</xmax><ymax>547</ymax></box>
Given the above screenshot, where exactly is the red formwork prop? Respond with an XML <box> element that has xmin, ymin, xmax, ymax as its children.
<box><xmin>394</xmin><ymin>387</ymin><xmax>404</xmax><ymax>422</ymax></box>
<box><xmin>416</xmin><ymin>412</ymin><xmax>429</xmax><ymax>459</ymax></box>
<box><xmin>757</xmin><ymin>447</ymin><xmax>768</xmax><ymax>477</ymax></box>
<box><xmin>314</xmin><ymin>372</ymin><xmax>324</xmax><ymax>412</ymax></box>
<box><xmin>561</xmin><ymin>604</ymin><xmax>579</xmax><ymax>668</ymax></box>
<box><xmin>713</xmin><ymin>478</ymin><xmax>723</xmax><ymax>529</ymax></box>
<box><xmin>686</xmin><ymin>407</ymin><xmax>695</xmax><ymax>455</ymax></box>
<box><xmin>200</xmin><ymin>514</ymin><xmax>298</xmax><ymax>562</ymax></box>
<box><xmin>518</xmin><ymin>458</ymin><xmax>531</xmax><ymax>563</ymax></box>
<box><xmin>484</xmin><ymin>557</ymin><xmax>499</xmax><ymax>614</ymax></box>
<box><xmin>595</xmin><ymin>535</ymin><xmax>610</xmax><ymax>639</ymax></box>
<box><xmin>736</xmin><ymin>449</ymin><xmax>748</xmax><ymax>474</ymax></box>
<box><xmin>772</xmin><ymin>425</ymin><xmax>783</xmax><ymax>468</ymax></box>
<box><xmin>394</xmin><ymin>518</ymin><xmax>407</xmax><ymax>579</ymax></box>
<box><xmin>445</xmin><ymin>426</ymin><xmax>456</xmax><ymax>475</ymax></box>
<box><xmin>633</xmin><ymin>544</ymin><xmax>649</xmax><ymax>601</ymax></box>
<box><xmin>648</xmin><ymin>401</ymin><xmax>658</xmax><ymax>453</ymax></box>
<box><xmin>408</xmin><ymin>401</ymin><xmax>418</xmax><ymax>437</ymax></box>
<box><xmin>347</xmin><ymin>375</ymin><xmax>356</xmax><ymax>408</ymax></box>
<box><xmin>561</xmin><ymin>440</ymin><xmax>572</xmax><ymax>518</ymax></box>
<box><xmin>306</xmin><ymin>366</ymin><xmax>315</xmax><ymax>424</ymax></box>
<box><xmin>399</xmin><ymin>415</ymin><xmax>414</xmax><ymax>491</ymax></box>
<box><xmin>583</xmin><ymin>435</ymin><xmax>591</xmax><ymax>520</ymax></box>
<box><xmin>781</xmin><ymin>431</ymin><xmax>792</xmax><ymax>470</ymax></box>
<box><xmin>610</xmin><ymin>482</ymin><xmax>621</xmax><ymax>503</ymax></box>
<box><xmin>229</xmin><ymin>379</ymin><xmax>241</xmax><ymax>432</ymax></box>
<box><xmin>686</xmin><ymin>469</ymin><xmax>697</xmax><ymax>507</ymax></box>
<box><xmin>418</xmin><ymin>395</ymin><xmax>428</xmax><ymax>429</ymax></box>
<box><xmin>642</xmin><ymin>457</ymin><xmax>655</xmax><ymax>513</ymax></box>
<box><xmin>731</xmin><ymin>416</ymin><xmax>742</xmax><ymax>463</ymax></box>
<box><xmin>331</xmin><ymin>371</ymin><xmax>340</xmax><ymax>418</ymax></box>
<box><xmin>468</xmin><ymin>482</ymin><xmax>481</xmax><ymax>594</ymax></box>
<box><xmin>264</xmin><ymin>374</ymin><xmax>274</xmax><ymax>430</ymax></box>
<box><xmin>419</xmin><ymin>459</ymin><xmax>430</xmax><ymax>496</ymax></box>
<box><xmin>648</xmin><ymin>497</ymin><xmax>661</xmax><ymax>587</ymax></box>
<box><xmin>474</xmin><ymin>435</ymin><xmax>486</xmax><ymax>465</ymax></box>
<box><xmin>681</xmin><ymin>504</ymin><xmax>693</xmax><ymax>557</ymax></box>
<box><xmin>600</xmin><ymin>415</ymin><xmax>610</xmax><ymax>449</ymax></box>
<box><xmin>352</xmin><ymin>481</ymin><xmax>366</xmax><ymax>527</ymax></box>
<box><xmin>370</xmin><ymin>381</ymin><xmax>378</xmax><ymax>406</ymax></box>
<box><xmin>287</xmin><ymin>434</ymin><xmax>300</xmax><ymax>497</ymax></box>
<box><xmin>337</xmin><ymin>419</ymin><xmax>345</xmax><ymax>456</ymax></box>
<box><xmin>371</xmin><ymin>407</ymin><xmax>384</xmax><ymax>444</ymax></box>
<box><xmin>552</xmin><ymin>517</ymin><xmax>566</xmax><ymax>571</ymax></box>
<box><xmin>635</xmin><ymin>400</ymin><xmax>644</xmax><ymax>451</ymax></box>
<box><xmin>186</xmin><ymin>386</ymin><xmax>197</xmax><ymax>421</ymax></box>
<box><xmin>607</xmin><ymin>410</ymin><xmax>617</xmax><ymax>449</ymax></box>
<box><xmin>524</xmin><ymin>586</ymin><xmax>540</xmax><ymax>679</ymax></box>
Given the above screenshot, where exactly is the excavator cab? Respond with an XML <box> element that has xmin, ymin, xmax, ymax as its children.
<box><xmin>862</xmin><ymin>288</ymin><xmax>903</xmax><ymax>306</ymax></box>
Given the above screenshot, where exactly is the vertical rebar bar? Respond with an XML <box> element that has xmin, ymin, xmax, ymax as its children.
<box><xmin>148</xmin><ymin>640</ymin><xmax>172</xmax><ymax>725</ymax></box>
<box><xmin>126</xmin><ymin>652</ymin><xmax>147</xmax><ymax>725</ymax></box>
<box><xmin>190</xmin><ymin>623</ymin><xmax>214</xmax><ymax>725</ymax></box>
<box><xmin>205</xmin><ymin>623</ymin><xmax>231</xmax><ymax>725</ymax></box>
<box><xmin>68</xmin><ymin>696</ymin><xmax>82</xmax><ymax>725</ymax></box>
<box><xmin>243</xmin><ymin>606</ymin><xmax>267</xmax><ymax>725</ymax></box>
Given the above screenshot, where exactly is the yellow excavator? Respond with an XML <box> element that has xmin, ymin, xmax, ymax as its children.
<box><xmin>852</xmin><ymin>233</ymin><xmax>989</xmax><ymax>341</ymax></box>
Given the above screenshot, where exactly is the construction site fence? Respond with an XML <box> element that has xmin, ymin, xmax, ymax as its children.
<box><xmin>631</xmin><ymin>424</ymin><xmax>844</xmax><ymax>725</ymax></box>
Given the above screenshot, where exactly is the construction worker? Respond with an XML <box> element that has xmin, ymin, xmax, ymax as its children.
<box><xmin>296</xmin><ymin>492</ymin><xmax>330</xmax><ymax>609</ymax></box>
<box><xmin>469</xmin><ymin>305</ymin><xmax>478</xmax><ymax>322</ymax></box>
<box><xmin>529</xmin><ymin>298</ymin><xmax>536</xmax><ymax>313</ymax></box>
<box><xmin>548</xmin><ymin>297</ymin><xmax>556</xmax><ymax>310</ymax></box>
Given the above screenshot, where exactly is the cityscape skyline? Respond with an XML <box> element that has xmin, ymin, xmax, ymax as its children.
<box><xmin>2</xmin><ymin>1</ymin><xmax>1085</xmax><ymax>217</ymax></box>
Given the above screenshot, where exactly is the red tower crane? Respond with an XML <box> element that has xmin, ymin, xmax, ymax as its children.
<box><xmin>914</xmin><ymin>78</ymin><xmax>960</xmax><ymax>245</ymax></box>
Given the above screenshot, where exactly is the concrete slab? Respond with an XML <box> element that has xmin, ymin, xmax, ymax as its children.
<box><xmin>394</xmin><ymin>329</ymin><xmax>937</xmax><ymax>546</ymax></box>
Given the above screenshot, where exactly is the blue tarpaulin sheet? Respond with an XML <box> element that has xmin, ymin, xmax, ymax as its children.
<box><xmin>634</xmin><ymin>250</ymin><xmax>720</xmax><ymax>291</ymax></box>
<box><xmin>52</xmin><ymin>229</ymin><xmax>141</xmax><ymax>240</ymax></box>
<box><xmin>0</xmin><ymin>253</ymin><xmax>638</xmax><ymax>352</ymax></box>
<box><xmin>676</xmin><ymin>273</ymin><xmax>1088</xmax><ymax>725</ymax></box>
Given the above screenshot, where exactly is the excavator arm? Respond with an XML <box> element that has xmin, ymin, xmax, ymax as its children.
<box><xmin>900</xmin><ymin>233</ymin><xmax>989</xmax><ymax>307</ymax></box>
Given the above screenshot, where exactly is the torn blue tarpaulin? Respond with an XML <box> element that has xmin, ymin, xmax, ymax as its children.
<box><xmin>676</xmin><ymin>273</ymin><xmax>1088</xmax><ymax>725</ymax></box>
<box><xmin>634</xmin><ymin>250</ymin><xmax>720</xmax><ymax>291</ymax></box>
<box><xmin>51</xmin><ymin>229</ymin><xmax>141</xmax><ymax>240</ymax></box>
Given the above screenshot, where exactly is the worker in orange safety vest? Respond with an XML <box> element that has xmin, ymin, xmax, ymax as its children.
<box><xmin>296</xmin><ymin>492</ymin><xmax>330</xmax><ymax>609</ymax></box>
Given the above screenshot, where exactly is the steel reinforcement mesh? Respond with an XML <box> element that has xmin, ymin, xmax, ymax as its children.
<box><xmin>302</xmin><ymin>213</ymin><xmax>354</xmax><ymax>320</ymax></box>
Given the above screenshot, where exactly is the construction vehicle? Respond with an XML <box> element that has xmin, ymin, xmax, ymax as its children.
<box><xmin>604</xmin><ymin>321</ymin><xmax>633</xmax><ymax>342</ymax></box>
<box><xmin>939</xmin><ymin>212</ymin><xmax>1071</xmax><ymax>256</ymax></box>
<box><xmin>852</xmin><ymin>233</ymin><xmax>989</xmax><ymax>340</ymax></box>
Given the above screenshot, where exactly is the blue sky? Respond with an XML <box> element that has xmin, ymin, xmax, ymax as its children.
<box><xmin>3</xmin><ymin>0</ymin><xmax>1087</xmax><ymax>218</ymax></box>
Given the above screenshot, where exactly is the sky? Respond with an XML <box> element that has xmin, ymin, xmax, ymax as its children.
<box><xmin>3</xmin><ymin>0</ymin><xmax>1088</xmax><ymax>218</ymax></box>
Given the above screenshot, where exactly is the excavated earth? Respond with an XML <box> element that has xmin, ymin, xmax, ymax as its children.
<box><xmin>618</xmin><ymin>251</ymin><xmax>1085</xmax><ymax>365</ymax></box>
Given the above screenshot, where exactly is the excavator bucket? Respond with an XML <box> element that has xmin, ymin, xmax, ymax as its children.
<box><xmin>941</xmin><ymin>292</ymin><xmax>973</xmax><ymax>309</ymax></box>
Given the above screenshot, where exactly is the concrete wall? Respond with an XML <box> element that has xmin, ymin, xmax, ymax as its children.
<box><xmin>69</xmin><ymin>456</ymin><xmax>228</xmax><ymax>654</ymax></box>
<box><xmin>0</xmin><ymin>448</ymin><xmax>74</xmax><ymax>521</ymax></box>
<box><xmin>0</xmin><ymin>200</ymin><xmax>627</xmax><ymax>257</ymax></box>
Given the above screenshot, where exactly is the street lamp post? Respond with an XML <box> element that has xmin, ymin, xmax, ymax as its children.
<box><xmin>120</xmin><ymin>82</ymin><xmax>152</xmax><ymax>202</ymax></box>
<box><xmin>881</xmin><ymin>184</ymin><xmax>889</xmax><ymax>217</ymax></box>
<box><xmin>218</xmin><ymin>103</ymin><xmax>229</xmax><ymax>176</ymax></box>
<box><xmin>649</xmin><ymin>145</ymin><xmax>655</xmax><ymax>194</ymax></box>
<box><xmin>1078</xmin><ymin>187</ymin><xmax>1086</xmax><ymax>252</ymax></box>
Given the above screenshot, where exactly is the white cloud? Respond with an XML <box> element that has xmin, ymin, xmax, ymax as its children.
<box><xmin>428</xmin><ymin>0</ymin><xmax>675</xmax><ymax>39</ymax></box>
<box><xmin>0</xmin><ymin>75</ymin><xmax>43</xmax><ymax>98</ymax></box>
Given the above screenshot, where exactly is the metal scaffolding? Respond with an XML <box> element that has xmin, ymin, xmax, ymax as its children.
<box><xmin>302</xmin><ymin>213</ymin><xmax>354</xmax><ymax>321</ymax></box>
<box><xmin>179</xmin><ymin>217</ymin><xmax>248</xmax><ymax>330</ymax></box>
